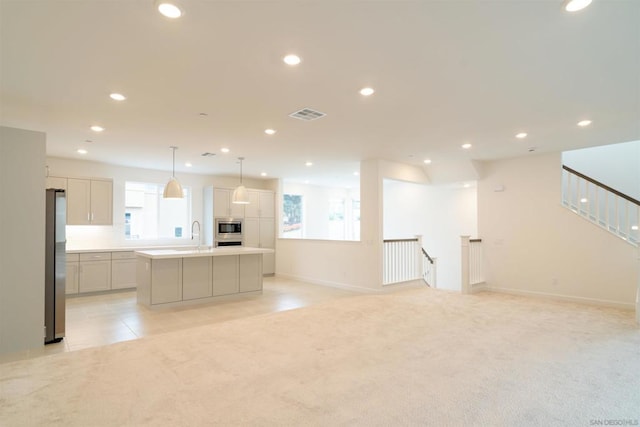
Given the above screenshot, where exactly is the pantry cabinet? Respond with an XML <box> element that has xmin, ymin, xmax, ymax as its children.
<box><xmin>213</xmin><ymin>188</ymin><xmax>245</xmax><ymax>218</ymax></box>
<box><xmin>245</xmin><ymin>190</ymin><xmax>275</xmax><ymax>218</ymax></box>
<box><xmin>67</xmin><ymin>178</ymin><xmax>113</xmax><ymax>225</ymax></box>
<box><xmin>243</xmin><ymin>189</ymin><xmax>275</xmax><ymax>274</ymax></box>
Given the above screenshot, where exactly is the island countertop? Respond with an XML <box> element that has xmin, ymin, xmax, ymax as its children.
<box><xmin>135</xmin><ymin>246</ymin><xmax>274</xmax><ymax>259</ymax></box>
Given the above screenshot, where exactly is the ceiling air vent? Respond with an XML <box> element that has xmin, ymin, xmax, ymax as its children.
<box><xmin>201</xmin><ymin>152</ymin><xmax>216</xmax><ymax>157</ymax></box>
<box><xmin>289</xmin><ymin>108</ymin><xmax>326</xmax><ymax>121</ymax></box>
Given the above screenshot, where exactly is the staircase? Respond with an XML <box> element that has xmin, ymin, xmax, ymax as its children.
<box><xmin>562</xmin><ymin>165</ymin><xmax>639</xmax><ymax>247</ymax></box>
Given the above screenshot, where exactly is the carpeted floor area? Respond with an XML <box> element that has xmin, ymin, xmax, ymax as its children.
<box><xmin>1</xmin><ymin>286</ymin><xmax>639</xmax><ymax>426</ymax></box>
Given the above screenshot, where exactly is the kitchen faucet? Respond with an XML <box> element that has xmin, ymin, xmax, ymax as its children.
<box><xmin>191</xmin><ymin>220</ymin><xmax>201</xmax><ymax>249</ymax></box>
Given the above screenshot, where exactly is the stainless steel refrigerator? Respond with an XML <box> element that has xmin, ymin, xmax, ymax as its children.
<box><xmin>45</xmin><ymin>188</ymin><xmax>66</xmax><ymax>344</ymax></box>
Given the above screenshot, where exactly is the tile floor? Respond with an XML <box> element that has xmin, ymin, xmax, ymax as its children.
<box><xmin>1</xmin><ymin>277</ymin><xmax>358</xmax><ymax>364</ymax></box>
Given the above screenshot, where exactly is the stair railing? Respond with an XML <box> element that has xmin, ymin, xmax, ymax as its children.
<box><xmin>421</xmin><ymin>247</ymin><xmax>437</xmax><ymax>287</ymax></box>
<box><xmin>562</xmin><ymin>165</ymin><xmax>639</xmax><ymax>247</ymax></box>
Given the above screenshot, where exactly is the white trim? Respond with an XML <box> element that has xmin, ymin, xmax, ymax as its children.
<box><xmin>485</xmin><ymin>286</ymin><xmax>635</xmax><ymax>310</ymax></box>
<box><xmin>275</xmin><ymin>273</ymin><xmax>378</xmax><ymax>293</ymax></box>
<box><xmin>471</xmin><ymin>281</ymin><xmax>488</xmax><ymax>293</ymax></box>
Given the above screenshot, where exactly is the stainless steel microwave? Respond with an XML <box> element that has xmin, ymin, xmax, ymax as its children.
<box><xmin>215</xmin><ymin>218</ymin><xmax>243</xmax><ymax>244</ymax></box>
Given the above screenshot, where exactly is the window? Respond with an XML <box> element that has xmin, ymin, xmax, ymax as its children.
<box><xmin>328</xmin><ymin>198</ymin><xmax>345</xmax><ymax>240</ymax></box>
<box><xmin>282</xmin><ymin>194</ymin><xmax>303</xmax><ymax>238</ymax></box>
<box><xmin>125</xmin><ymin>182</ymin><xmax>191</xmax><ymax>240</ymax></box>
<box><xmin>281</xmin><ymin>182</ymin><xmax>360</xmax><ymax>241</ymax></box>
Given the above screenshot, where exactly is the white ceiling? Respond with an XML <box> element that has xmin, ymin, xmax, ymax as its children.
<box><xmin>2</xmin><ymin>0</ymin><xmax>639</xmax><ymax>187</ymax></box>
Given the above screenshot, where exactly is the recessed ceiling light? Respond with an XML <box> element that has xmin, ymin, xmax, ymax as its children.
<box><xmin>77</xmin><ymin>149</ymin><xmax>88</xmax><ymax>154</ymax></box>
<box><xmin>577</xmin><ymin>119</ymin><xmax>592</xmax><ymax>127</ymax></box>
<box><xmin>305</xmin><ymin>161</ymin><xmax>313</xmax><ymax>167</ymax></box>
<box><xmin>360</xmin><ymin>87</ymin><xmax>375</xmax><ymax>96</ymax></box>
<box><xmin>156</xmin><ymin>1</ymin><xmax>183</xmax><ymax>18</ymax></box>
<box><xmin>463</xmin><ymin>183</ymin><xmax>471</xmax><ymax>188</ymax></box>
<box><xmin>109</xmin><ymin>93</ymin><xmax>126</xmax><ymax>101</ymax></box>
<box><xmin>580</xmin><ymin>198</ymin><xmax>588</xmax><ymax>203</ymax></box>
<box><xmin>462</xmin><ymin>143</ymin><xmax>472</xmax><ymax>149</ymax></box>
<box><xmin>90</xmin><ymin>125</ymin><xmax>104</xmax><ymax>132</ymax></box>
<box><xmin>423</xmin><ymin>159</ymin><xmax>432</xmax><ymax>164</ymax></box>
<box><xmin>515</xmin><ymin>132</ymin><xmax>528</xmax><ymax>139</ymax></box>
<box><xmin>632</xmin><ymin>225</ymin><xmax>639</xmax><ymax>231</ymax></box>
<box><xmin>260</xmin><ymin>172</ymin><xmax>267</xmax><ymax>177</ymax></box>
<box><xmin>283</xmin><ymin>54</ymin><xmax>301</xmax><ymax>65</ymax></box>
<box><xmin>353</xmin><ymin>172</ymin><xmax>360</xmax><ymax>176</ymax></box>
<box><xmin>221</xmin><ymin>148</ymin><xmax>230</xmax><ymax>153</ymax></box>
<box><xmin>185</xmin><ymin>162</ymin><xmax>192</xmax><ymax>167</ymax></box>
<box><xmin>264</xmin><ymin>129</ymin><xmax>276</xmax><ymax>135</ymax></box>
<box><xmin>563</xmin><ymin>0</ymin><xmax>592</xmax><ymax>12</ymax></box>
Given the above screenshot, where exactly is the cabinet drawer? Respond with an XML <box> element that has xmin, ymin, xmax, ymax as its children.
<box><xmin>111</xmin><ymin>251</ymin><xmax>136</xmax><ymax>260</ymax></box>
<box><xmin>66</xmin><ymin>253</ymin><xmax>80</xmax><ymax>262</ymax></box>
<box><xmin>80</xmin><ymin>252</ymin><xmax>111</xmax><ymax>261</ymax></box>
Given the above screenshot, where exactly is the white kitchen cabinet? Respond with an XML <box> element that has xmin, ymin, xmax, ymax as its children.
<box><xmin>245</xmin><ymin>190</ymin><xmax>275</xmax><ymax>218</ymax></box>
<box><xmin>150</xmin><ymin>258</ymin><xmax>183</xmax><ymax>304</ymax></box>
<box><xmin>78</xmin><ymin>252</ymin><xmax>112</xmax><ymax>293</ymax></box>
<box><xmin>111</xmin><ymin>251</ymin><xmax>137</xmax><ymax>289</ymax></box>
<box><xmin>244</xmin><ymin>218</ymin><xmax>275</xmax><ymax>275</ymax></box>
<box><xmin>65</xmin><ymin>253</ymin><xmax>79</xmax><ymax>295</ymax></box>
<box><xmin>183</xmin><ymin>257</ymin><xmax>212</xmax><ymax>300</ymax></box>
<box><xmin>67</xmin><ymin>178</ymin><xmax>113</xmax><ymax>225</ymax></box>
<box><xmin>239</xmin><ymin>254</ymin><xmax>262</xmax><ymax>292</ymax></box>
<box><xmin>212</xmin><ymin>255</ymin><xmax>239</xmax><ymax>296</ymax></box>
<box><xmin>213</xmin><ymin>188</ymin><xmax>244</xmax><ymax>218</ymax></box>
<box><xmin>46</xmin><ymin>176</ymin><xmax>67</xmax><ymax>191</ymax></box>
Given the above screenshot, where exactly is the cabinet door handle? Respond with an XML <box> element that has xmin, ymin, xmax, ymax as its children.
<box><xmin>91</xmin><ymin>212</ymin><xmax>94</xmax><ymax>221</ymax></box>
<box><xmin>87</xmin><ymin>213</ymin><xmax>90</xmax><ymax>221</ymax></box>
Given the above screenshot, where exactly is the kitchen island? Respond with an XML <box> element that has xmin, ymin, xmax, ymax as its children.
<box><xmin>136</xmin><ymin>246</ymin><xmax>274</xmax><ymax>307</ymax></box>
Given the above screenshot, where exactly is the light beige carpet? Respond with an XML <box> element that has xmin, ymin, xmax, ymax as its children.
<box><xmin>1</xmin><ymin>287</ymin><xmax>639</xmax><ymax>426</ymax></box>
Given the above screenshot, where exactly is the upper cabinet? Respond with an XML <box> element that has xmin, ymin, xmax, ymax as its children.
<box><xmin>213</xmin><ymin>188</ymin><xmax>245</xmax><ymax>218</ymax></box>
<box><xmin>67</xmin><ymin>178</ymin><xmax>113</xmax><ymax>225</ymax></box>
<box><xmin>46</xmin><ymin>176</ymin><xmax>67</xmax><ymax>190</ymax></box>
<box><xmin>245</xmin><ymin>190</ymin><xmax>275</xmax><ymax>218</ymax></box>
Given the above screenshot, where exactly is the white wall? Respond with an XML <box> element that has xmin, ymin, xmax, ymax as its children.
<box><xmin>562</xmin><ymin>140</ymin><xmax>639</xmax><ymax>200</ymax></box>
<box><xmin>1</xmin><ymin>126</ymin><xmax>46</xmax><ymax>355</ymax></box>
<box><xmin>276</xmin><ymin>159</ymin><xmax>384</xmax><ymax>291</ymax></box>
<box><xmin>478</xmin><ymin>152</ymin><xmax>637</xmax><ymax>307</ymax></box>
<box><xmin>46</xmin><ymin>157</ymin><xmax>275</xmax><ymax>249</ymax></box>
<box><xmin>277</xmin><ymin>159</ymin><xmax>435</xmax><ymax>291</ymax></box>
<box><xmin>383</xmin><ymin>179</ymin><xmax>477</xmax><ymax>290</ymax></box>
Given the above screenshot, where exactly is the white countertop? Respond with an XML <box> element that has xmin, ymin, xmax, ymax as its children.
<box><xmin>66</xmin><ymin>245</ymin><xmax>198</xmax><ymax>254</ymax></box>
<box><xmin>135</xmin><ymin>246</ymin><xmax>274</xmax><ymax>259</ymax></box>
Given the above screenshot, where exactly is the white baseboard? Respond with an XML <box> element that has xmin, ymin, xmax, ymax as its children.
<box><xmin>471</xmin><ymin>282</ymin><xmax>488</xmax><ymax>293</ymax></box>
<box><xmin>485</xmin><ymin>286</ymin><xmax>635</xmax><ymax>310</ymax></box>
<box><xmin>380</xmin><ymin>279</ymin><xmax>425</xmax><ymax>293</ymax></box>
<box><xmin>275</xmin><ymin>273</ymin><xmax>378</xmax><ymax>294</ymax></box>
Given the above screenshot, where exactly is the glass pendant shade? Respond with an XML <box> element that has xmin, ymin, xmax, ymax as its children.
<box><xmin>163</xmin><ymin>177</ymin><xmax>184</xmax><ymax>198</ymax></box>
<box><xmin>163</xmin><ymin>146</ymin><xmax>184</xmax><ymax>199</ymax></box>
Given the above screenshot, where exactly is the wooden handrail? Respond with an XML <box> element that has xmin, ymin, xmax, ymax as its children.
<box><xmin>421</xmin><ymin>247</ymin><xmax>434</xmax><ymax>264</ymax></box>
<box><xmin>563</xmin><ymin>165</ymin><xmax>640</xmax><ymax>206</ymax></box>
<box><xmin>470</xmin><ymin>239</ymin><xmax>482</xmax><ymax>243</ymax></box>
<box><xmin>383</xmin><ymin>238</ymin><xmax>419</xmax><ymax>243</ymax></box>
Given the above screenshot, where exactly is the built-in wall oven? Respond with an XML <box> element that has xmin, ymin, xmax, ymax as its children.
<box><xmin>215</xmin><ymin>218</ymin><xmax>243</xmax><ymax>247</ymax></box>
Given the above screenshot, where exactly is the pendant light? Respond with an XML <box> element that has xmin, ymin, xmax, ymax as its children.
<box><xmin>232</xmin><ymin>157</ymin><xmax>250</xmax><ymax>204</ymax></box>
<box><xmin>163</xmin><ymin>146</ymin><xmax>184</xmax><ymax>198</ymax></box>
